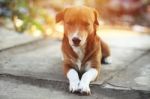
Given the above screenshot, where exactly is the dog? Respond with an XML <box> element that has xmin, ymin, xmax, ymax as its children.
<box><xmin>56</xmin><ymin>6</ymin><xmax>110</xmax><ymax>95</ymax></box>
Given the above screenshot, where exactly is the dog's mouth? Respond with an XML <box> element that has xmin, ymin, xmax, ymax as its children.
<box><xmin>72</xmin><ymin>44</ymin><xmax>80</xmax><ymax>47</ymax></box>
<box><xmin>72</xmin><ymin>41</ymin><xmax>81</xmax><ymax>47</ymax></box>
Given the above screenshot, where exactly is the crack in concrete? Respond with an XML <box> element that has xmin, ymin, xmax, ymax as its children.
<box><xmin>0</xmin><ymin>72</ymin><xmax>150</xmax><ymax>94</ymax></box>
<box><xmin>104</xmin><ymin>82</ymin><xmax>132</xmax><ymax>90</ymax></box>
<box><xmin>0</xmin><ymin>73</ymin><xmax>68</xmax><ymax>91</ymax></box>
<box><xmin>0</xmin><ymin>71</ymin><xmax>149</xmax><ymax>99</ymax></box>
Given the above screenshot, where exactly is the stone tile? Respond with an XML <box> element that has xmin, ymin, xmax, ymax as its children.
<box><xmin>106</xmin><ymin>52</ymin><xmax>150</xmax><ymax>91</ymax></box>
<box><xmin>95</xmin><ymin>48</ymin><xmax>145</xmax><ymax>84</ymax></box>
<box><xmin>0</xmin><ymin>40</ymin><xmax>65</xmax><ymax>81</ymax></box>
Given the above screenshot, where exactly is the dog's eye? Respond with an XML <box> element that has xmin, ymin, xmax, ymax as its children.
<box><xmin>83</xmin><ymin>22</ymin><xmax>90</xmax><ymax>27</ymax></box>
<box><xmin>66</xmin><ymin>22</ymin><xmax>74</xmax><ymax>26</ymax></box>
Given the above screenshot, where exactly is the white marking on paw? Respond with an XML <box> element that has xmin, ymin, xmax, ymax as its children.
<box><xmin>105</xmin><ymin>56</ymin><xmax>112</xmax><ymax>63</ymax></box>
<box><xmin>79</xmin><ymin>81</ymin><xmax>91</xmax><ymax>94</ymax></box>
<box><xmin>67</xmin><ymin>69</ymin><xmax>80</xmax><ymax>92</ymax></box>
<box><xmin>79</xmin><ymin>68</ymin><xmax>98</xmax><ymax>94</ymax></box>
<box><xmin>69</xmin><ymin>80</ymin><xmax>80</xmax><ymax>92</ymax></box>
<box><xmin>106</xmin><ymin>57</ymin><xmax>112</xmax><ymax>63</ymax></box>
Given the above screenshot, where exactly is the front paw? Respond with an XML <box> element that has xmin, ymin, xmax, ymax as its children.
<box><xmin>69</xmin><ymin>81</ymin><xmax>80</xmax><ymax>93</ymax></box>
<box><xmin>78</xmin><ymin>82</ymin><xmax>91</xmax><ymax>95</ymax></box>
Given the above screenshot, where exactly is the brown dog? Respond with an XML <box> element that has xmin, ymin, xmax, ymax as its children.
<box><xmin>56</xmin><ymin>6</ymin><xmax>110</xmax><ymax>95</ymax></box>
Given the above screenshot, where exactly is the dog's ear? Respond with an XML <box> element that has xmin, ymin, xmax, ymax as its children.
<box><xmin>56</xmin><ymin>9</ymin><xmax>67</xmax><ymax>23</ymax></box>
<box><xmin>56</xmin><ymin>10</ymin><xmax>64</xmax><ymax>23</ymax></box>
<box><xmin>93</xmin><ymin>8</ymin><xmax>99</xmax><ymax>25</ymax></box>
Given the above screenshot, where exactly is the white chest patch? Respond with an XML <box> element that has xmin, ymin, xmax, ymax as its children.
<box><xmin>72</xmin><ymin>46</ymin><xmax>84</xmax><ymax>70</ymax></box>
<box><xmin>76</xmin><ymin>59</ymin><xmax>82</xmax><ymax>70</ymax></box>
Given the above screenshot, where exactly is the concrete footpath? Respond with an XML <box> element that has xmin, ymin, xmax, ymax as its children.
<box><xmin>0</xmin><ymin>27</ymin><xmax>150</xmax><ymax>99</ymax></box>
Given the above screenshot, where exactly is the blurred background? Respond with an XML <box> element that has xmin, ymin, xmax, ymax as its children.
<box><xmin>0</xmin><ymin>0</ymin><xmax>150</xmax><ymax>38</ymax></box>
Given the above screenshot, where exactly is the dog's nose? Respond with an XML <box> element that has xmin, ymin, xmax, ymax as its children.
<box><xmin>72</xmin><ymin>37</ymin><xmax>81</xmax><ymax>45</ymax></box>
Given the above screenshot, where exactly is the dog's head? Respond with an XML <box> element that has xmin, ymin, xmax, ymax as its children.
<box><xmin>56</xmin><ymin>6</ymin><xmax>99</xmax><ymax>47</ymax></box>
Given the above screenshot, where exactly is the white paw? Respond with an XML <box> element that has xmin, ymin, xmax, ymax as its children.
<box><xmin>69</xmin><ymin>80</ymin><xmax>80</xmax><ymax>93</ymax></box>
<box><xmin>102</xmin><ymin>57</ymin><xmax>112</xmax><ymax>64</ymax></box>
<box><xmin>78</xmin><ymin>82</ymin><xmax>91</xmax><ymax>95</ymax></box>
<box><xmin>106</xmin><ymin>57</ymin><xmax>112</xmax><ymax>63</ymax></box>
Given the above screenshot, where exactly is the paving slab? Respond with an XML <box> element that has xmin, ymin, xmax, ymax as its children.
<box><xmin>95</xmin><ymin>48</ymin><xmax>145</xmax><ymax>85</ymax></box>
<box><xmin>104</xmin><ymin>51</ymin><xmax>150</xmax><ymax>91</ymax></box>
<box><xmin>0</xmin><ymin>27</ymin><xmax>41</xmax><ymax>51</ymax></box>
<box><xmin>0</xmin><ymin>40</ymin><xmax>64</xmax><ymax>82</ymax></box>
<box><xmin>0</xmin><ymin>75</ymin><xmax>149</xmax><ymax>99</ymax></box>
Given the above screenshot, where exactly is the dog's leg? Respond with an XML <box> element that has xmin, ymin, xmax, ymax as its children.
<box><xmin>79</xmin><ymin>68</ymin><xmax>98</xmax><ymax>95</ymax></box>
<box><xmin>100</xmin><ymin>38</ymin><xmax>111</xmax><ymax>64</ymax></box>
<box><xmin>67</xmin><ymin>69</ymin><xmax>80</xmax><ymax>93</ymax></box>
